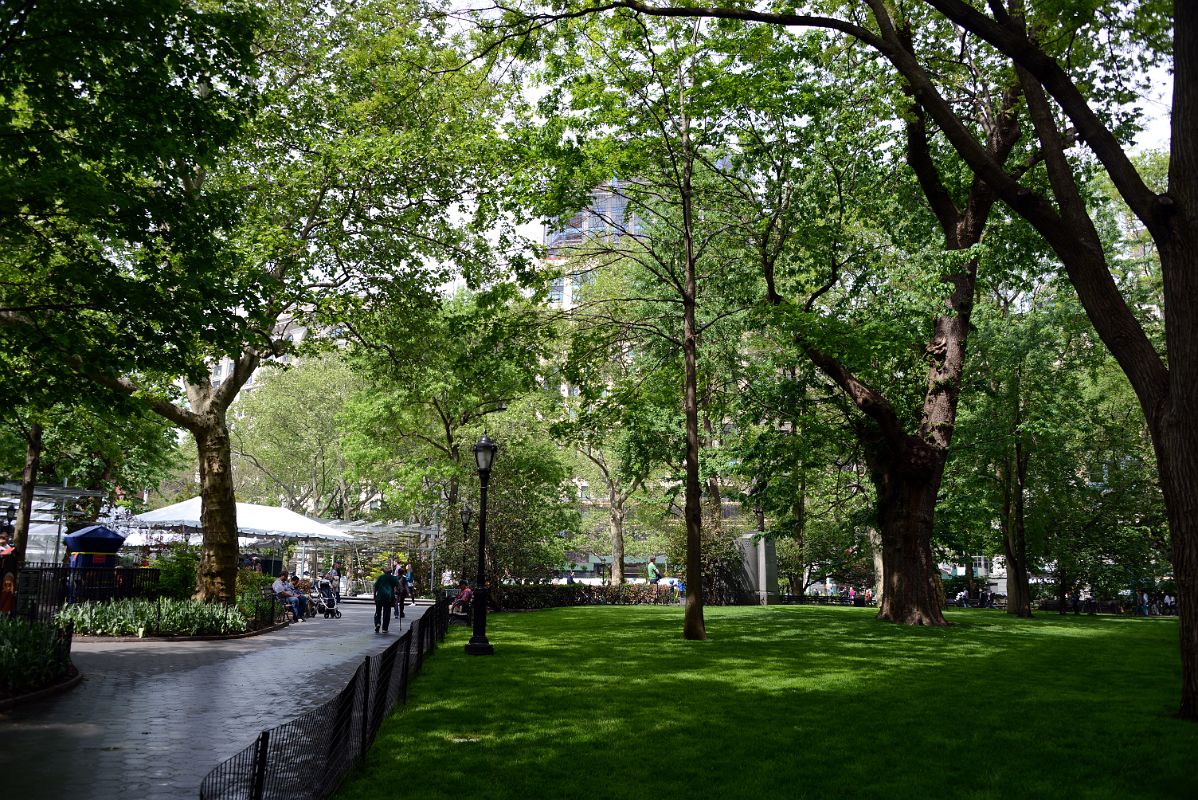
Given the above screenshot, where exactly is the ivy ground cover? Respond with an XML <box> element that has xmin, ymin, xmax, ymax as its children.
<box><xmin>336</xmin><ymin>606</ymin><xmax>1194</xmax><ymax>799</ymax></box>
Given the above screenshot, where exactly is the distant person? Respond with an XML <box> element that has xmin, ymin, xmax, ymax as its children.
<box><xmin>1071</xmin><ymin>589</ymin><xmax>1081</xmax><ymax>615</ymax></box>
<box><xmin>251</xmin><ymin>556</ymin><xmax>263</xmax><ymax>573</ymax></box>
<box><xmin>1138</xmin><ymin>590</ymin><xmax>1150</xmax><ymax>617</ymax></box>
<box><xmin>404</xmin><ymin>563</ymin><xmax>415</xmax><ymax>601</ymax></box>
<box><xmin>324</xmin><ymin>563</ymin><xmax>342</xmax><ymax>604</ymax></box>
<box><xmin>0</xmin><ymin>570</ymin><xmax>15</xmax><ymax>614</ymax></box>
<box><xmin>395</xmin><ymin>572</ymin><xmax>411</xmax><ymax>620</ymax></box>
<box><xmin>272</xmin><ymin>571</ymin><xmax>307</xmax><ymax>622</ymax></box>
<box><xmin>373</xmin><ymin>568</ymin><xmax>402</xmax><ymax>634</ymax></box>
<box><xmin>647</xmin><ymin>558</ymin><xmax>661</xmax><ymax>585</ymax></box>
<box><xmin>451</xmin><ymin>579</ymin><xmax>473</xmax><ymax>615</ymax></box>
<box><xmin>566</xmin><ymin>571</ymin><xmax>576</xmax><ymax>585</ymax></box>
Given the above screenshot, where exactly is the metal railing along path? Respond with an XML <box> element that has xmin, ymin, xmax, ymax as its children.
<box><xmin>199</xmin><ymin>597</ymin><xmax>449</xmax><ymax>800</ymax></box>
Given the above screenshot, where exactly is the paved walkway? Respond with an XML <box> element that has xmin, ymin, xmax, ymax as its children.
<box><xmin>0</xmin><ymin>601</ymin><xmax>425</xmax><ymax>800</ymax></box>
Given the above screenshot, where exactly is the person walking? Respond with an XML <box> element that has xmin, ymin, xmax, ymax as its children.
<box><xmin>374</xmin><ymin>568</ymin><xmax>401</xmax><ymax>634</ymax></box>
<box><xmin>324</xmin><ymin>562</ymin><xmax>342</xmax><ymax>604</ymax></box>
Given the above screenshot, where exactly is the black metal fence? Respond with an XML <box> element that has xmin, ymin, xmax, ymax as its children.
<box><xmin>780</xmin><ymin>594</ymin><xmax>876</xmax><ymax>607</ymax></box>
<box><xmin>199</xmin><ymin>597</ymin><xmax>450</xmax><ymax>800</ymax></box>
<box><xmin>13</xmin><ymin>564</ymin><xmax>161</xmax><ymax>623</ymax></box>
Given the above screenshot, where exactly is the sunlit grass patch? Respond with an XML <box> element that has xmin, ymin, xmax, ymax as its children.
<box><xmin>335</xmin><ymin>605</ymin><xmax>1194</xmax><ymax>800</ymax></box>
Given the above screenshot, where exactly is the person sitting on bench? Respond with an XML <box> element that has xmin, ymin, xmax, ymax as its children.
<box><xmin>450</xmin><ymin>579</ymin><xmax>473</xmax><ymax>614</ymax></box>
<box><xmin>272</xmin><ymin>571</ymin><xmax>308</xmax><ymax>622</ymax></box>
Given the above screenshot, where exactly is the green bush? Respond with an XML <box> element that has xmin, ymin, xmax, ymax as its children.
<box><xmin>495</xmin><ymin>583</ymin><xmax>674</xmax><ymax>610</ymax></box>
<box><xmin>153</xmin><ymin>543</ymin><xmax>201</xmax><ymax>600</ymax></box>
<box><xmin>0</xmin><ymin>617</ymin><xmax>73</xmax><ymax>696</ymax></box>
<box><xmin>237</xmin><ymin>567</ymin><xmax>275</xmax><ymax>595</ymax></box>
<box><xmin>56</xmin><ymin>598</ymin><xmax>247</xmax><ymax>637</ymax></box>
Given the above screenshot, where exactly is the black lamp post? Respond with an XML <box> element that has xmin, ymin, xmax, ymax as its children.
<box><xmin>459</xmin><ymin>503</ymin><xmax>473</xmax><ymax>583</ymax></box>
<box><xmin>466</xmin><ymin>433</ymin><xmax>497</xmax><ymax>656</ymax></box>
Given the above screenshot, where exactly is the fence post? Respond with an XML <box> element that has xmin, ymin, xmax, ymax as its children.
<box><xmin>250</xmin><ymin>729</ymin><xmax>270</xmax><ymax>800</ymax></box>
<box><xmin>359</xmin><ymin>657</ymin><xmax>372</xmax><ymax>762</ymax></box>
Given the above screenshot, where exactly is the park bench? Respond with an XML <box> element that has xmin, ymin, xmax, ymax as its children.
<box><xmin>446</xmin><ymin>588</ymin><xmax>472</xmax><ymax>626</ymax></box>
<box><xmin>261</xmin><ymin>585</ymin><xmax>298</xmax><ymax>623</ymax></box>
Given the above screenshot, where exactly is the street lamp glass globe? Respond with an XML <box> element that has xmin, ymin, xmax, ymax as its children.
<box><xmin>473</xmin><ymin>434</ymin><xmax>497</xmax><ymax>474</ymax></box>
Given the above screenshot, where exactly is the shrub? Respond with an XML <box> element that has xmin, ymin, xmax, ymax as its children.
<box><xmin>495</xmin><ymin>583</ymin><xmax>675</xmax><ymax>610</ymax></box>
<box><xmin>0</xmin><ymin>617</ymin><xmax>73</xmax><ymax>697</ymax></box>
<box><xmin>56</xmin><ymin>598</ymin><xmax>247</xmax><ymax>637</ymax></box>
<box><xmin>153</xmin><ymin>543</ymin><xmax>201</xmax><ymax>600</ymax></box>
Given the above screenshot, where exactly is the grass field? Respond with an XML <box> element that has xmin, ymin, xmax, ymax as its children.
<box><xmin>334</xmin><ymin>606</ymin><xmax>1195</xmax><ymax>800</ymax></box>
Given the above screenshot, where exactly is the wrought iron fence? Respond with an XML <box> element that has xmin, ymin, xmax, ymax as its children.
<box><xmin>12</xmin><ymin>564</ymin><xmax>161</xmax><ymax>623</ymax></box>
<box><xmin>200</xmin><ymin>597</ymin><xmax>450</xmax><ymax>800</ymax></box>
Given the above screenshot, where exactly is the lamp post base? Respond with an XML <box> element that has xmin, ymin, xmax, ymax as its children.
<box><xmin>465</xmin><ymin>638</ymin><xmax>494</xmax><ymax>656</ymax></box>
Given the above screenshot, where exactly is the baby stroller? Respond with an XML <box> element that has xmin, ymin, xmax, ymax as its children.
<box><xmin>315</xmin><ymin>578</ymin><xmax>342</xmax><ymax>619</ymax></box>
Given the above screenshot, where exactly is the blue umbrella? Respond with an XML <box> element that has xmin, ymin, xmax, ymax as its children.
<box><xmin>63</xmin><ymin>524</ymin><xmax>125</xmax><ymax>554</ymax></box>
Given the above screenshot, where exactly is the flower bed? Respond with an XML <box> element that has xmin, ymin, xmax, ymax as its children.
<box><xmin>56</xmin><ymin>597</ymin><xmax>248</xmax><ymax>638</ymax></box>
<box><xmin>0</xmin><ymin>616</ymin><xmax>74</xmax><ymax>699</ymax></box>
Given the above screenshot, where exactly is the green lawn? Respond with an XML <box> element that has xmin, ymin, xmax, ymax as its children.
<box><xmin>335</xmin><ymin>606</ymin><xmax>1195</xmax><ymax>800</ymax></box>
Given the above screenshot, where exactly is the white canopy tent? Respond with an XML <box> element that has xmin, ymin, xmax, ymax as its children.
<box><xmin>133</xmin><ymin>497</ymin><xmax>353</xmax><ymax>542</ymax></box>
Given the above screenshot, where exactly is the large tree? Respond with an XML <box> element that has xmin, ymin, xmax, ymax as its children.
<box><xmin>500</xmin><ymin>0</ymin><xmax>1198</xmax><ymax>718</ymax></box>
<box><xmin>342</xmin><ymin>288</ymin><xmax>554</xmax><ymax>573</ymax></box>
<box><xmin>9</xmin><ymin>0</ymin><xmax>515</xmax><ymax>602</ymax></box>
<box><xmin>0</xmin><ymin>0</ymin><xmax>261</xmax><ymax>565</ymax></box>
<box><xmin>228</xmin><ymin>352</ymin><xmax>373</xmax><ymax>518</ymax></box>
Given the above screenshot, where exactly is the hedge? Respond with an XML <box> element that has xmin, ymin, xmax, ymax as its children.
<box><xmin>0</xmin><ymin>616</ymin><xmax>73</xmax><ymax>697</ymax></box>
<box><xmin>495</xmin><ymin>583</ymin><xmax>679</xmax><ymax>610</ymax></box>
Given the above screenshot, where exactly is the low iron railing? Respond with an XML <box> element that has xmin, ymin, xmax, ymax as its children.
<box><xmin>13</xmin><ymin>564</ymin><xmax>161</xmax><ymax>623</ymax></box>
<box><xmin>199</xmin><ymin>597</ymin><xmax>450</xmax><ymax>800</ymax></box>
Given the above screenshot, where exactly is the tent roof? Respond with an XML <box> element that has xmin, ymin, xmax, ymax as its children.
<box><xmin>63</xmin><ymin>524</ymin><xmax>125</xmax><ymax>553</ymax></box>
<box><xmin>0</xmin><ymin>482</ymin><xmax>104</xmax><ymax>502</ymax></box>
<box><xmin>133</xmin><ymin>497</ymin><xmax>352</xmax><ymax>541</ymax></box>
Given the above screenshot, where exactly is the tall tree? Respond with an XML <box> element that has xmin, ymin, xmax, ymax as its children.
<box><xmin>0</xmin><ymin>0</ymin><xmax>261</xmax><ymax>567</ymax></box>
<box><xmin>228</xmin><ymin>352</ymin><xmax>372</xmax><ymax>518</ymax></box>
<box><xmin>504</xmin><ymin>0</ymin><xmax>1198</xmax><ymax>719</ymax></box>
<box><xmin>342</xmin><ymin>288</ymin><xmax>553</xmax><ymax>573</ymax></box>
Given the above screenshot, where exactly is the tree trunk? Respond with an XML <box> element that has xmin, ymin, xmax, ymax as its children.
<box><xmin>609</xmin><ymin>488</ymin><xmax>626</xmax><ymax>585</ymax></box>
<box><xmin>1154</xmin><ymin>415</ymin><xmax>1198</xmax><ymax>718</ymax></box>
<box><xmin>11</xmin><ymin>422</ymin><xmax>42</xmax><ymax>565</ymax></box>
<box><xmin>1001</xmin><ymin>450</ymin><xmax>1034</xmax><ymax>617</ymax></box>
<box><xmin>1056</xmin><ymin>570</ymin><xmax>1069</xmax><ymax>616</ymax></box>
<box><xmin>193</xmin><ymin>416</ymin><xmax>239</xmax><ymax>604</ymax></box>
<box><xmin>682</xmin><ymin>289</ymin><xmax>706</xmax><ymax>639</ymax></box>
<box><xmin>873</xmin><ymin>449</ymin><xmax>948</xmax><ymax>626</ymax></box>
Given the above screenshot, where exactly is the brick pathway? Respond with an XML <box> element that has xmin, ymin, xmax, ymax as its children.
<box><xmin>0</xmin><ymin>601</ymin><xmax>425</xmax><ymax>800</ymax></box>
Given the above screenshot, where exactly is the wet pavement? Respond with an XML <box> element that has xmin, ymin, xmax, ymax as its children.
<box><xmin>0</xmin><ymin>601</ymin><xmax>425</xmax><ymax>799</ymax></box>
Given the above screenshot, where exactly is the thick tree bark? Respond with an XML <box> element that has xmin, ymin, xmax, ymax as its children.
<box><xmin>192</xmin><ymin>410</ymin><xmax>239</xmax><ymax>603</ymax></box>
<box><xmin>609</xmin><ymin>489</ymin><xmax>626</xmax><ymax>585</ymax></box>
<box><xmin>11</xmin><ymin>422</ymin><xmax>42</xmax><ymax>565</ymax></box>
<box><xmin>870</xmin><ymin>439</ymin><xmax>948</xmax><ymax>625</ymax></box>
<box><xmin>1154</xmin><ymin>405</ymin><xmax>1198</xmax><ymax>718</ymax></box>
<box><xmin>1000</xmin><ymin>444</ymin><xmax>1034</xmax><ymax>618</ymax></box>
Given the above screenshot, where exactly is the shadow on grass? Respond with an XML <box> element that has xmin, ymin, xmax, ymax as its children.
<box><xmin>335</xmin><ymin>606</ymin><xmax>1194</xmax><ymax>800</ymax></box>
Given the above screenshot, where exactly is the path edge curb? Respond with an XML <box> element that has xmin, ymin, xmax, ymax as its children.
<box><xmin>73</xmin><ymin>619</ymin><xmax>291</xmax><ymax>644</ymax></box>
<box><xmin>0</xmin><ymin>665</ymin><xmax>83</xmax><ymax>713</ymax></box>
